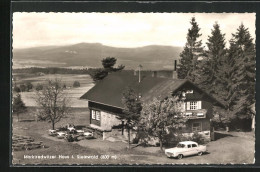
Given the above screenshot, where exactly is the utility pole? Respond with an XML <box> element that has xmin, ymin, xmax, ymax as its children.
<box><xmin>138</xmin><ymin>64</ymin><xmax>143</xmax><ymax>83</ymax></box>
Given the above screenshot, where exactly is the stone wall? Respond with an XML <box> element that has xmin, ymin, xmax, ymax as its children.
<box><xmin>100</xmin><ymin>111</ymin><xmax>122</xmax><ymax>130</ymax></box>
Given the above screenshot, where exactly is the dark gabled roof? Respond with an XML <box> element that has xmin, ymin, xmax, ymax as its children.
<box><xmin>80</xmin><ymin>70</ymin><xmax>225</xmax><ymax>109</ymax></box>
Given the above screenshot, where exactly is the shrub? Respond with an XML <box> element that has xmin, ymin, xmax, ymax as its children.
<box><xmin>14</xmin><ymin>86</ymin><xmax>21</xmax><ymax>93</ymax></box>
<box><xmin>73</xmin><ymin>81</ymin><xmax>80</xmax><ymax>87</ymax></box>
<box><xmin>164</xmin><ymin>132</ymin><xmax>206</xmax><ymax>146</ymax></box>
<box><xmin>66</xmin><ymin>134</ymin><xmax>74</xmax><ymax>142</ymax></box>
<box><xmin>191</xmin><ymin>132</ymin><xmax>206</xmax><ymax>145</ymax></box>
<box><xmin>25</xmin><ymin>82</ymin><xmax>33</xmax><ymax>91</ymax></box>
<box><xmin>132</xmin><ymin>137</ymin><xmax>139</xmax><ymax>144</ymax></box>
<box><xmin>19</xmin><ymin>84</ymin><xmax>26</xmax><ymax>92</ymax></box>
<box><xmin>35</xmin><ymin>83</ymin><xmax>43</xmax><ymax>91</ymax></box>
<box><xmin>133</xmin><ymin>130</ymin><xmax>150</xmax><ymax>146</ymax></box>
<box><xmin>163</xmin><ymin>133</ymin><xmax>183</xmax><ymax>147</ymax></box>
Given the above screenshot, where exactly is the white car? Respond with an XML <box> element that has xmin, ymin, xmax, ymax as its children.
<box><xmin>165</xmin><ymin>141</ymin><xmax>207</xmax><ymax>159</ymax></box>
<box><xmin>48</xmin><ymin>129</ymin><xmax>57</xmax><ymax>136</ymax></box>
<box><xmin>83</xmin><ymin>131</ymin><xmax>94</xmax><ymax>139</ymax></box>
<box><xmin>56</xmin><ymin>131</ymin><xmax>66</xmax><ymax>139</ymax></box>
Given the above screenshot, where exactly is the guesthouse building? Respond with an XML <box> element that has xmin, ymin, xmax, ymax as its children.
<box><xmin>80</xmin><ymin>68</ymin><xmax>224</xmax><ymax>142</ymax></box>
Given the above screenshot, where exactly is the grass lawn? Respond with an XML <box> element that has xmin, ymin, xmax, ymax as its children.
<box><xmin>12</xmin><ymin>108</ymin><xmax>255</xmax><ymax>165</ymax></box>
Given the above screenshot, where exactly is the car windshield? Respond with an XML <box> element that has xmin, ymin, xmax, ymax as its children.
<box><xmin>176</xmin><ymin>143</ymin><xmax>185</xmax><ymax>148</ymax></box>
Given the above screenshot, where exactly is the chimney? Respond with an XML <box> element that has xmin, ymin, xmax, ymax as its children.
<box><xmin>152</xmin><ymin>71</ymin><xmax>157</xmax><ymax>77</ymax></box>
<box><xmin>138</xmin><ymin>64</ymin><xmax>143</xmax><ymax>83</ymax></box>
<box><xmin>173</xmin><ymin>60</ymin><xmax>178</xmax><ymax>79</ymax></box>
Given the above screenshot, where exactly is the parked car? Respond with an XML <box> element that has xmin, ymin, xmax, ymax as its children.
<box><xmin>76</xmin><ymin>130</ymin><xmax>85</xmax><ymax>135</ymax></box>
<box><xmin>48</xmin><ymin>129</ymin><xmax>57</xmax><ymax>136</ymax></box>
<box><xmin>56</xmin><ymin>131</ymin><xmax>66</xmax><ymax>139</ymax></box>
<box><xmin>83</xmin><ymin>131</ymin><xmax>94</xmax><ymax>139</ymax></box>
<box><xmin>165</xmin><ymin>141</ymin><xmax>207</xmax><ymax>159</ymax></box>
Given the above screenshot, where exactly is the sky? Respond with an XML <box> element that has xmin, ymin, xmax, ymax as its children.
<box><xmin>13</xmin><ymin>13</ymin><xmax>255</xmax><ymax>49</ymax></box>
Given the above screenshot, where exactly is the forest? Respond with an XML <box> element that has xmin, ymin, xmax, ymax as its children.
<box><xmin>177</xmin><ymin>17</ymin><xmax>255</xmax><ymax>130</ymax></box>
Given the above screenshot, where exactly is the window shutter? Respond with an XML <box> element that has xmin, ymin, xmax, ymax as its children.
<box><xmin>183</xmin><ymin>102</ymin><xmax>186</xmax><ymax>111</ymax></box>
<box><xmin>198</xmin><ymin>101</ymin><xmax>202</xmax><ymax>109</ymax></box>
<box><xmin>92</xmin><ymin>110</ymin><xmax>96</xmax><ymax>119</ymax></box>
<box><xmin>187</xmin><ymin>102</ymin><xmax>190</xmax><ymax>110</ymax></box>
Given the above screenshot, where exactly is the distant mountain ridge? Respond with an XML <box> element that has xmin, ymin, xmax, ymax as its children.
<box><xmin>13</xmin><ymin>43</ymin><xmax>183</xmax><ymax>70</ymax></box>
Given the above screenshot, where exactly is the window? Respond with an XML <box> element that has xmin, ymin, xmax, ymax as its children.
<box><xmin>192</xmin><ymin>122</ymin><xmax>202</xmax><ymax>132</ymax></box>
<box><xmin>177</xmin><ymin>144</ymin><xmax>185</xmax><ymax>148</ymax></box>
<box><xmin>96</xmin><ymin>111</ymin><xmax>100</xmax><ymax>121</ymax></box>
<box><xmin>188</xmin><ymin>144</ymin><xmax>191</xmax><ymax>148</ymax></box>
<box><xmin>192</xmin><ymin>144</ymin><xmax>197</xmax><ymax>148</ymax></box>
<box><xmin>186</xmin><ymin>101</ymin><xmax>201</xmax><ymax>110</ymax></box>
<box><xmin>190</xmin><ymin>101</ymin><xmax>197</xmax><ymax>110</ymax></box>
<box><xmin>91</xmin><ymin>109</ymin><xmax>101</xmax><ymax>121</ymax></box>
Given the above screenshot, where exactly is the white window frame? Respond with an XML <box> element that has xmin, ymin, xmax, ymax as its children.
<box><xmin>192</xmin><ymin>122</ymin><xmax>202</xmax><ymax>132</ymax></box>
<box><xmin>186</xmin><ymin>101</ymin><xmax>201</xmax><ymax>110</ymax></box>
<box><xmin>190</xmin><ymin>101</ymin><xmax>197</xmax><ymax>110</ymax></box>
<box><xmin>91</xmin><ymin>109</ymin><xmax>101</xmax><ymax>121</ymax></box>
<box><xmin>96</xmin><ymin>111</ymin><xmax>101</xmax><ymax>121</ymax></box>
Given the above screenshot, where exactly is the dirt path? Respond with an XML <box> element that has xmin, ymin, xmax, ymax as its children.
<box><xmin>127</xmin><ymin>131</ymin><xmax>255</xmax><ymax>164</ymax></box>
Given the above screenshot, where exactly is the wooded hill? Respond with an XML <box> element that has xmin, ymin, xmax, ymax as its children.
<box><xmin>13</xmin><ymin>43</ymin><xmax>182</xmax><ymax>70</ymax></box>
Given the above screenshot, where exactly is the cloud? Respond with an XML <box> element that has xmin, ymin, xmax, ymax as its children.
<box><xmin>12</xmin><ymin>13</ymin><xmax>255</xmax><ymax>49</ymax></box>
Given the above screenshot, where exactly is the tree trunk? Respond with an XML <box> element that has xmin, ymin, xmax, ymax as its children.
<box><xmin>127</xmin><ymin>127</ymin><xmax>131</xmax><ymax>149</ymax></box>
<box><xmin>52</xmin><ymin>122</ymin><xmax>55</xmax><ymax>130</ymax></box>
<box><xmin>159</xmin><ymin>139</ymin><xmax>163</xmax><ymax>152</ymax></box>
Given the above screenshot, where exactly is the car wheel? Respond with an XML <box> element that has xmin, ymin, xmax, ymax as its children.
<box><xmin>198</xmin><ymin>152</ymin><xmax>203</xmax><ymax>156</ymax></box>
<box><xmin>177</xmin><ymin>154</ymin><xmax>183</xmax><ymax>159</ymax></box>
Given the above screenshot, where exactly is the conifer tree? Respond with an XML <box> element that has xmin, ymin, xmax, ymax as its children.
<box><xmin>118</xmin><ymin>87</ymin><xmax>142</xmax><ymax>149</ymax></box>
<box><xmin>228</xmin><ymin>24</ymin><xmax>255</xmax><ymax>119</ymax></box>
<box><xmin>90</xmin><ymin>57</ymin><xmax>125</xmax><ymax>82</ymax></box>
<box><xmin>178</xmin><ymin>17</ymin><xmax>204</xmax><ymax>82</ymax></box>
<box><xmin>225</xmin><ymin>38</ymin><xmax>239</xmax><ymax>113</ymax></box>
<box><xmin>13</xmin><ymin>93</ymin><xmax>27</xmax><ymax>122</ymax></box>
<box><xmin>197</xmin><ymin>23</ymin><xmax>228</xmax><ymax>100</ymax></box>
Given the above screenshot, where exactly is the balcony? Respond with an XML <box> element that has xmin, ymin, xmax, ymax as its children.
<box><xmin>183</xmin><ymin>109</ymin><xmax>207</xmax><ymax>119</ymax></box>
